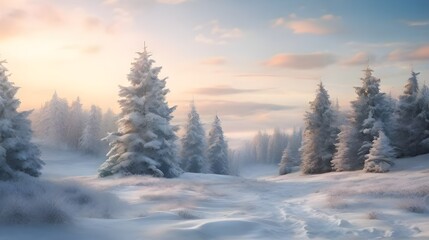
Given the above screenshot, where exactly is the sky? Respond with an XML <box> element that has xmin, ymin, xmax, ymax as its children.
<box><xmin>1</xmin><ymin>0</ymin><xmax>429</xmax><ymax>145</ymax></box>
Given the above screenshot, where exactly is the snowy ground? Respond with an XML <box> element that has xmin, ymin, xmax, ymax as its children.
<box><xmin>0</xmin><ymin>147</ymin><xmax>428</xmax><ymax>240</ymax></box>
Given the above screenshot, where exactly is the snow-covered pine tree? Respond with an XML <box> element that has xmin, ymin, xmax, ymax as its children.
<box><xmin>66</xmin><ymin>97</ymin><xmax>85</xmax><ymax>149</ymax></box>
<box><xmin>0</xmin><ymin>60</ymin><xmax>43</xmax><ymax>180</ymax></box>
<box><xmin>207</xmin><ymin>115</ymin><xmax>229</xmax><ymax>175</ymax></box>
<box><xmin>392</xmin><ymin>71</ymin><xmax>420</xmax><ymax>156</ymax></box>
<box><xmin>415</xmin><ymin>83</ymin><xmax>429</xmax><ymax>153</ymax></box>
<box><xmin>79</xmin><ymin>105</ymin><xmax>102</xmax><ymax>155</ymax></box>
<box><xmin>331</xmin><ymin>123</ymin><xmax>360</xmax><ymax>171</ymax></box>
<box><xmin>301</xmin><ymin>82</ymin><xmax>338</xmax><ymax>174</ymax></box>
<box><xmin>337</xmin><ymin>67</ymin><xmax>394</xmax><ymax>171</ymax></box>
<box><xmin>267</xmin><ymin>128</ymin><xmax>288</xmax><ymax>164</ymax></box>
<box><xmin>99</xmin><ymin>46</ymin><xmax>182</xmax><ymax>178</ymax></box>
<box><xmin>278</xmin><ymin>128</ymin><xmax>302</xmax><ymax>175</ymax></box>
<box><xmin>180</xmin><ymin>101</ymin><xmax>207</xmax><ymax>173</ymax></box>
<box><xmin>364</xmin><ymin>131</ymin><xmax>395</xmax><ymax>173</ymax></box>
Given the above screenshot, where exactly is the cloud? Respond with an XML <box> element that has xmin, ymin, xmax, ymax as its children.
<box><xmin>272</xmin><ymin>14</ymin><xmax>341</xmax><ymax>35</ymax></box>
<box><xmin>179</xmin><ymin>100</ymin><xmax>295</xmax><ymax>117</ymax></box>
<box><xmin>190</xmin><ymin>86</ymin><xmax>268</xmax><ymax>95</ymax></box>
<box><xmin>404</xmin><ymin>20</ymin><xmax>429</xmax><ymax>27</ymax></box>
<box><xmin>194</xmin><ymin>20</ymin><xmax>243</xmax><ymax>45</ymax></box>
<box><xmin>388</xmin><ymin>45</ymin><xmax>429</xmax><ymax>62</ymax></box>
<box><xmin>341</xmin><ymin>52</ymin><xmax>374</xmax><ymax>66</ymax></box>
<box><xmin>200</xmin><ymin>57</ymin><xmax>226</xmax><ymax>65</ymax></box>
<box><xmin>156</xmin><ymin>0</ymin><xmax>189</xmax><ymax>4</ymax></box>
<box><xmin>60</xmin><ymin>44</ymin><xmax>102</xmax><ymax>55</ymax></box>
<box><xmin>264</xmin><ymin>52</ymin><xmax>336</xmax><ymax>69</ymax></box>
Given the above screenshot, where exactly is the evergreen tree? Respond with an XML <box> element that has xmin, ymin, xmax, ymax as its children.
<box><xmin>392</xmin><ymin>71</ymin><xmax>420</xmax><ymax>156</ymax></box>
<box><xmin>0</xmin><ymin>60</ymin><xmax>43</xmax><ymax>180</ymax></box>
<box><xmin>79</xmin><ymin>105</ymin><xmax>102</xmax><ymax>155</ymax></box>
<box><xmin>207</xmin><ymin>115</ymin><xmax>229</xmax><ymax>175</ymax></box>
<box><xmin>415</xmin><ymin>84</ymin><xmax>429</xmax><ymax>153</ymax></box>
<box><xmin>99</xmin><ymin>47</ymin><xmax>182</xmax><ymax>178</ymax></box>
<box><xmin>364</xmin><ymin>131</ymin><xmax>395</xmax><ymax>173</ymax></box>
<box><xmin>180</xmin><ymin>101</ymin><xmax>207</xmax><ymax>173</ymax></box>
<box><xmin>301</xmin><ymin>82</ymin><xmax>338</xmax><ymax>174</ymax></box>
<box><xmin>279</xmin><ymin>128</ymin><xmax>302</xmax><ymax>175</ymax></box>
<box><xmin>331</xmin><ymin>123</ymin><xmax>360</xmax><ymax>171</ymax></box>
<box><xmin>337</xmin><ymin>67</ymin><xmax>394</xmax><ymax>171</ymax></box>
<box><xmin>46</xmin><ymin>92</ymin><xmax>69</xmax><ymax>146</ymax></box>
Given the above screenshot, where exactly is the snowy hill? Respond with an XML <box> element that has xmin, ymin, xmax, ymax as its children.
<box><xmin>0</xmin><ymin>146</ymin><xmax>428</xmax><ymax>239</ymax></box>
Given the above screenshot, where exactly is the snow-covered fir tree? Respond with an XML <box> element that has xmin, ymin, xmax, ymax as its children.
<box><xmin>180</xmin><ymin>101</ymin><xmax>207</xmax><ymax>173</ymax></box>
<box><xmin>301</xmin><ymin>82</ymin><xmax>338</xmax><ymax>174</ymax></box>
<box><xmin>267</xmin><ymin>128</ymin><xmax>288</xmax><ymax>164</ymax></box>
<box><xmin>0</xmin><ymin>60</ymin><xmax>43</xmax><ymax>180</ymax></box>
<box><xmin>279</xmin><ymin>128</ymin><xmax>302</xmax><ymax>175</ymax></box>
<box><xmin>415</xmin><ymin>83</ymin><xmax>429</xmax><ymax>154</ymax></box>
<box><xmin>335</xmin><ymin>67</ymin><xmax>394</xmax><ymax>171</ymax></box>
<box><xmin>207</xmin><ymin>115</ymin><xmax>229</xmax><ymax>175</ymax></box>
<box><xmin>364</xmin><ymin>131</ymin><xmax>395</xmax><ymax>173</ymax></box>
<box><xmin>392</xmin><ymin>71</ymin><xmax>420</xmax><ymax>156</ymax></box>
<box><xmin>66</xmin><ymin>97</ymin><xmax>85</xmax><ymax>149</ymax></box>
<box><xmin>99</xmin><ymin>47</ymin><xmax>182</xmax><ymax>178</ymax></box>
<box><xmin>79</xmin><ymin>105</ymin><xmax>102</xmax><ymax>155</ymax></box>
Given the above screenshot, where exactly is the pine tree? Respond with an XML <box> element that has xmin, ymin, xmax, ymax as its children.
<box><xmin>331</xmin><ymin>123</ymin><xmax>360</xmax><ymax>171</ymax></box>
<box><xmin>337</xmin><ymin>67</ymin><xmax>394</xmax><ymax>171</ymax></box>
<box><xmin>180</xmin><ymin>101</ymin><xmax>207</xmax><ymax>173</ymax></box>
<box><xmin>101</xmin><ymin>108</ymin><xmax>117</xmax><ymax>136</ymax></box>
<box><xmin>279</xmin><ymin>128</ymin><xmax>302</xmax><ymax>175</ymax></box>
<box><xmin>0</xmin><ymin>60</ymin><xmax>43</xmax><ymax>180</ymax></box>
<box><xmin>301</xmin><ymin>82</ymin><xmax>338</xmax><ymax>174</ymax></box>
<box><xmin>364</xmin><ymin>131</ymin><xmax>395</xmax><ymax>173</ymax></box>
<box><xmin>207</xmin><ymin>115</ymin><xmax>229</xmax><ymax>175</ymax></box>
<box><xmin>46</xmin><ymin>92</ymin><xmax>69</xmax><ymax>147</ymax></box>
<box><xmin>79</xmin><ymin>105</ymin><xmax>102</xmax><ymax>155</ymax></box>
<box><xmin>392</xmin><ymin>71</ymin><xmax>420</xmax><ymax>156</ymax></box>
<box><xmin>99</xmin><ymin>47</ymin><xmax>182</xmax><ymax>178</ymax></box>
<box><xmin>415</xmin><ymin>84</ymin><xmax>429</xmax><ymax>153</ymax></box>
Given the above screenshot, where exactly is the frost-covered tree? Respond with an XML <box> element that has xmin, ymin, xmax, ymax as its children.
<box><xmin>99</xmin><ymin>47</ymin><xmax>182</xmax><ymax>178</ymax></box>
<box><xmin>392</xmin><ymin>71</ymin><xmax>420</xmax><ymax>156</ymax></box>
<box><xmin>0</xmin><ymin>60</ymin><xmax>43</xmax><ymax>180</ymax></box>
<box><xmin>336</xmin><ymin>68</ymin><xmax>394</xmax><ymax>171</ymax></box>
<box><xmin>415</xmin><ymin>84</ymin><xmax>429</xmax><ymax>154</ymax></box>
<box><xmin>279</xmin><ymin>128</ymin><xmax>302</xmax><ymax>175</ymax></box>
<box><xmin>364</xmin><ymin>131</ymin><xmax>395</xmax><ymax>173</ymax></box>
<box><xmin>180</xmin><ymin>101</ymin><xmax>207</xmax><ymax>173</ymax></box>
<box><xmin>331</xmin><ymin>123</ymin><xmax>360</xmax><ymax>171</ymax></box>
<box><xmin>66</xmin><ymin>97</ymin><xmax>85</xmax><ymax>149</ymax></box>
<box><xmin>79</xmin><ymin>105</ymin><xmax>102</xmax><ymax>155</ymax></box>
<box><xmin>267</xmin><ymin>128</ymin><xmax>288</xmax><ymax>164</ymax></box>
<box><xmin>207</xmin><ymin>115</ymin><xmax>229</xmax><ymax>175</ymax></box>
<box><xmin>301</xmin><ymin>83</ymin><xmax>338</xmax><ymax>174</ymax></box>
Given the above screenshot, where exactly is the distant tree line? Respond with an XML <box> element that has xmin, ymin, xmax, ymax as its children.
<box><xmin>30</xmin><ymin>93</ymin><xmax>117</xmax><ymax>155</ymax></box>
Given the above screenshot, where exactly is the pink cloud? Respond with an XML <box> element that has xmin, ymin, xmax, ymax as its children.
<box><xmin>341</xmin><ymin>52</ymin><xmax>373</xmax><ymax>66</ymax></box>
<box><xmin>272</xmin><ymin>14</ymin><xmax>341</xmax><ymax>35</ymax></box>
<box><xmin>388</xmin><ymin>45</ymin><xmax>429</xmax><ymax>61</ymax></box>
<box><xmin>264</xmin><ymin>52</ymin><xmax>336</xmax><ymax>69</ymax></box>
<box><xmin>200</xmin><ymin>57</ymin><xmax>226</xmax><ymax>65</ymax></box>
